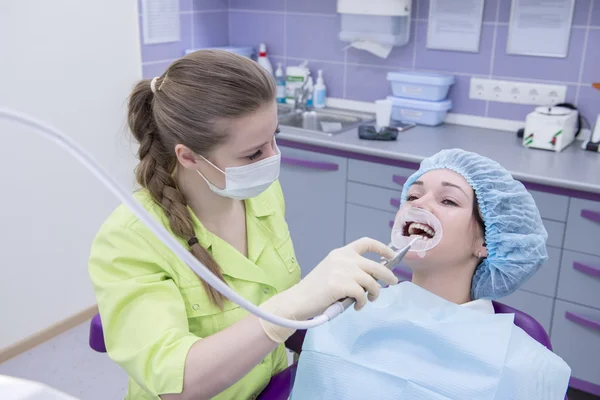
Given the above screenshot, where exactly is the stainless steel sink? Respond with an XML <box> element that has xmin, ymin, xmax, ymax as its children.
<box><xmin>277</xmin><ymin>103</ymin><xmax>294</xmax><ymax>116</ymax></box>
<box><xmin>278</xmin><ymin>108</ymin><xmax>374</xmax><ymax>135</ymax></box>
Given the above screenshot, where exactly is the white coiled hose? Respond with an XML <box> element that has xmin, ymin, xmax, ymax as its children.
<box><xmin>0</xmin><ymin>108</ymin><xmax>339</xmax><ymax>330</ymax></box>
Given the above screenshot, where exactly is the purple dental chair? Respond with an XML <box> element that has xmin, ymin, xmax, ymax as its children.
<box><xmin>89</xmin><ymin>268</ymin><xmax>566</xmax><ymax>400</ymax></box>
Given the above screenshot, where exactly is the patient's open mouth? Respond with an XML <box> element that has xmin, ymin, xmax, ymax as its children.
<box><xmin>403</xmin><ymin>221</ymin><xmax>435</xmax><ymax>239</ymax></box>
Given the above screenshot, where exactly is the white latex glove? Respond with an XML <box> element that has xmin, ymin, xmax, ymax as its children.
<box><xmin>259</xmin><ymin>237</ymin><xmax>399</xmax><ymax>343</ymax></box>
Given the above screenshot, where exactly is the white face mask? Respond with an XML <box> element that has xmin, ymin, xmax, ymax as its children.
<box><xmin>196</xmin><ymin>144</ymin><xmax>281</xmax><ymax>200</ymax></box>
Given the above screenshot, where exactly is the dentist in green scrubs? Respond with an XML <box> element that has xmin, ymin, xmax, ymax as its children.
<box><xmin>89</xmin><ymin>50</ymin><xmax>398</xmax><ymax>400</ymax></box>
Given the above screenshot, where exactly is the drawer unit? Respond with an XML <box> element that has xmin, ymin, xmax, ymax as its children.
<box><xmin>557</xmin><ymin>250</ymin><xmax>600</xmax><ymax>309</ymax></box>
<box><xmin>348</xmin><ymin>159</ymin><xmax>417</xmax><ymax>191</ymax></box>
<box><xmin>499</xmin><ymin>289</ymin><xmax>554</xmax><ymax>334</ymax></box>
<box><xmin>520</xmin><ymin>246</ymin><xmax>561</xmax><ymax>298</ymax></box>
<box><xmin>564</xmin><ymin>198</ymin><xmax>600</xmax><ymax>257</ymax></box>
<box><xmin>279</xmin><ymin>147</ymin><xmax>347</xmax><ymax>276</ymax></box>
<box><xmin>347</xmin><ymin>181</ymin><xmax>402</xmax><ymax>214</ymax></box>
<box><xmin>551</xmin><ymin>300</ymin><xmax>600</xmax><ymax>387</ymax></box>
<box><xmin>529</xmin><ymin>189</ymin><xmax>569</xmax><ymax>222</ymax></box>
<box><xmin>544</xmin><ymin>219</ymin><xmax>565</xmax><ymax>249</ymax></box>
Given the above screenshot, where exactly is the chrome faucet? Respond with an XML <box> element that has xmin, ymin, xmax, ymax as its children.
<box><xmin>293</xmin><ymin>80</ymin><xmax>312</xmax><ymax>111</ymax></box>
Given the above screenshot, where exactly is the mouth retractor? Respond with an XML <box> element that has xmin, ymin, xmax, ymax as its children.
<box><xmin>391</xmin><ymin>208</ymin><xmax>443</xmax><ymax>256</ymax></box>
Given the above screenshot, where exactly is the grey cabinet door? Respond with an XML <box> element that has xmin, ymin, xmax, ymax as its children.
<box><xmin>551</xmin><ymin>300</ymin><xmax>600</xmax><ymax>386</ymax></box>
<box><xmin>557</xmin><ymin>250</ymin><xmax>600</xmax><ymax>309</ymax></box>
<box><xmin>279</xmin><ymin>147</ymin><xmax>348</xmax><ymax>277</ymax></box>
<box><xmin>564</xmin><ymin>198</ymin><xmax>600</xmax><ymax>257</ymax></box>
<box><xmin>345</xmin><ymin>203</ymin><xmax>396</xmax><ymax>261</ymax></box>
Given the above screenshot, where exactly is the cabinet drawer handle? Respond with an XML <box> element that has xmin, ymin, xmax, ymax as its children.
<box><xmin>281</xmin><ymin>156</ymin><xmax>338</xmax><ymax>171</ymax></box>
<box><xmin>573</xmin><ymin>262</ymin><xmax>600</xmax><ymax>278</ymax></box>
<box><xmin>389</xmin><ymin>220</ymin><xmax>395</xmax><ymax>229</ymax></box>
<box><xmin>581</xmin><ymin>209</ymin><xmax>600</xmax><ymax>223</ymax></box>
<box><xmin>390</xmin><ymin>198</ymin><xmax>401</xmax><ymax>208</ymax></box>
<box><xmin>392</xmin><ymin>267</ymin><xmax>412</xmax><ymax>280</ymax></box>
<box><xmin>392</xmin><ymin>175</ymin><xmax>409</xmax><ymax>186</ymax></box>
<box><xmin>565</xmin><ymin>312</ymin><xmax>600</xmax><ymax>332</ymax></box>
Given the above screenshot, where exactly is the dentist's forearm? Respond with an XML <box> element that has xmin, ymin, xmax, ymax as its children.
<box><xmin>160</xmin><ymin>315</ymin><xmax>280</xmax><ymax>400</ymax></box>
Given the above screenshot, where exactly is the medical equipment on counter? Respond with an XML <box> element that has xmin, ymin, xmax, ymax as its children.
<box><xmin>359</xmin><ymin>99</ymin><xmax>414</xmax><ymax>141</ymax></box>
<box><xmin>358</xmin><ymin>125</ymin><xmax>398</xmax><ymax>141</ymax></box>
<box><xmin>0</xmin><ymin>108</ymin><xmax>415</xmax><ymax>330</ymax></box>
<box><xmin>585</xmin><ymin>114</ymin><xmax>600</xmax><ymax>152</ymax></box>
<box><xmin>583</xmin><ymin>83</ymin><xmax>600</xmax><ymax>152</ymax></box>
<box><xmin>523</xmin><ymin>105</ymin><xmax>579</xmax><ymax>152</ymax></box>
<box><xmin>291</xmin><ymin>282</ymin><xmax>571</xmax><ymax>400</ymax></box>
<box><xmin>358</xmin><ymin>121</ymin><xmax>417</xmax><ymax>141</ymax></box>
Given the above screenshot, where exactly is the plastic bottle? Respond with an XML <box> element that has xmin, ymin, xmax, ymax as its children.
<box><xmin>275</xmin><ymin>63</ymin><xmax>286</xmax><ymax>104</ymax></box>
<box><xmin>313</xmin><ymin>69</ymin><xmax>327</xmax><ymax>109</ymax></box>
<box><xmin>257</xmin><ymin>43</ymin><xmax>273</xmax><ymax>76</ymax></box>
<box><xmin>305</xmin><ymin>75</ymin><xmax>314</xmax><ymax>108</ymax></box>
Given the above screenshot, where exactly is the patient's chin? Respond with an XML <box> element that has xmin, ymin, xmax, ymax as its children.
<box><xmin>403</xmin><ymin>250</ymin><xmax>439</xmax><ymax>267</ymax></box>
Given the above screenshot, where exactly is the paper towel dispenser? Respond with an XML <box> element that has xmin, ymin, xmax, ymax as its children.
<box><xmin>338</xmin><ymin>0</ymin><xmax>412</xmax><ymax>57</ymax></box>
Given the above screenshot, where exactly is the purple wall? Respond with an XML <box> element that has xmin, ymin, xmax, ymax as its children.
<box><xmin>139</xmin><ymin>0</ymin><xmax>229</xmax><ymax>79</ymax></box>
<box><xmin>140</xmin><ymin>0</ymin><xmax>600</xmax><ymax>122</ymax></box>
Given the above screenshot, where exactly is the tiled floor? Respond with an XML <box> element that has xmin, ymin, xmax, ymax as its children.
<box><xmin>0</xmin><ymin>322</ymin><xmax>597</xmax><ymax>399</ymax></box>
<box><xmin>0</xmin><ymin>323</ymin><xmax>127</xmax><ymax>400</ymax></box>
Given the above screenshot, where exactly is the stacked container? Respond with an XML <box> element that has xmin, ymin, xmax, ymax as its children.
<box><xmin>386</xmin><ymin>71</ymin><xmax>455</xmax><ymax>126</ymax></box>
<box><xmin>185</xmin><ymin>46</ymin><xmax>256</xmax><ymax>60</ymax></box>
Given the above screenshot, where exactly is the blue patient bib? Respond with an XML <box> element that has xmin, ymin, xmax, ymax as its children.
<box><xmin>291</xmin><ymin>282</ymin><xmax>570</xmax><ymax>400</ymax></box>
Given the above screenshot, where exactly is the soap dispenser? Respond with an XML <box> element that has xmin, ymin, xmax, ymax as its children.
<box><xmin>275</xmin><ymin>62</ymin><xmax>286</xmax><ymax>104</ymax></box>
<box><xmin>313</xmin><ymin>69</ymin><xmax>327</xmax><ymax>109</ymax></box>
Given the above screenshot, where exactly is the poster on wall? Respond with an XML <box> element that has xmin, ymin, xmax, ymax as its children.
<box><xmin>506</xmin><ymin>0</ymin><xmax>574</xmax><ymax>58</ymax></box>
<box><xmin>141</xmin><ymin>0</ymin><xmax>181</xmax><ymax>45</ymax></box>
<box><xmin>427</xmin><ymin>0</ymin><xmax>485</xmax><ymax>53</ymax></box>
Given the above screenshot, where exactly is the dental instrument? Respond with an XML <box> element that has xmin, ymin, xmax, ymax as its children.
<box><xmin>324</xmin><ymin>236</ymin><xmax>419</xmax><ymax>317</ymax></box>
<box><xmin>0</xmin><ymin>108</ymin><xmax>408</xmax><ymax>330</ymax></box>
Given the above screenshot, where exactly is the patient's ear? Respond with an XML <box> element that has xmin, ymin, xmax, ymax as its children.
<box><xmin>474</xmin><ymin>243</ymin><xmax>487</xmax><ymax>259</ymax></box>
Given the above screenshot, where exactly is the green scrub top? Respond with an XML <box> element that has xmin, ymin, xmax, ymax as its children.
<box><xmin>88</xmin><ymin>181</ymin><xmax>301</xmax><ymax>399</ymax></box>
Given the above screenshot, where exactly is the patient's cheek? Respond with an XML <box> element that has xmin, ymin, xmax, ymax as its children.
<box><xmin>394</xmin><ymin>208</ymin><xmax>402</xmax><ymax>221</ymax></box>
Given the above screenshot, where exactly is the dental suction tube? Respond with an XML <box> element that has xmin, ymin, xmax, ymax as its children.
<box><xmin>1</xmin><ymin>108</ymin><xmax>335</xmax><ymax>330</ymax></box>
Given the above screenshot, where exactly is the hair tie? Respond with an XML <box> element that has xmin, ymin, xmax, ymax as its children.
<box><xmin>188</xmin><ymin>236</ymin><xmax>199</xmax><ymax>247</ymax></box>
<box><xmin>150</xmin><ymin>77</ymin><xmax>159</xmax><ymax>94</ymax></box>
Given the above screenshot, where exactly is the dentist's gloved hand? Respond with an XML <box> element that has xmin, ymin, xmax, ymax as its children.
<box><xmin>259</xmin><ymin>237</ymin><xmax>399</xmax><ymax>343</ymax></box>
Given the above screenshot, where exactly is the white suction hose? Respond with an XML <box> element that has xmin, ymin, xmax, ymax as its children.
<box><xmin>0</xmin><ymin>108</ymin><xmax>333</xmax><ymax>330</ymax></box>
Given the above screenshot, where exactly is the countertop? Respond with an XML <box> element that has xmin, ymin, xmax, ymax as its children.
<box><xmin>278</xmin><ymin>123</ymin><xmax>600</xmax><ymax>196</ymax></box>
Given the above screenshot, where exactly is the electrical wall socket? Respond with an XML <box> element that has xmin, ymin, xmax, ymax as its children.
<box><xmin>469</xmin><ymin>78</ymin><xmax>567</xmax><ymax>106</ymax></box>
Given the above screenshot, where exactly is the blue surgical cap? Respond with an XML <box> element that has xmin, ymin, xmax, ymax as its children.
<box><xmin>400</xmin><ymin>149</ymin><xmax>548</xmax><ymax>300</ymax></box>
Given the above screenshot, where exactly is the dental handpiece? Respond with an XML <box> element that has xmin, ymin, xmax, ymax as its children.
<box><xmin>323</xmin><ymin>237</ymin><xmax>418</xmax><ymax>321</ymax></box>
